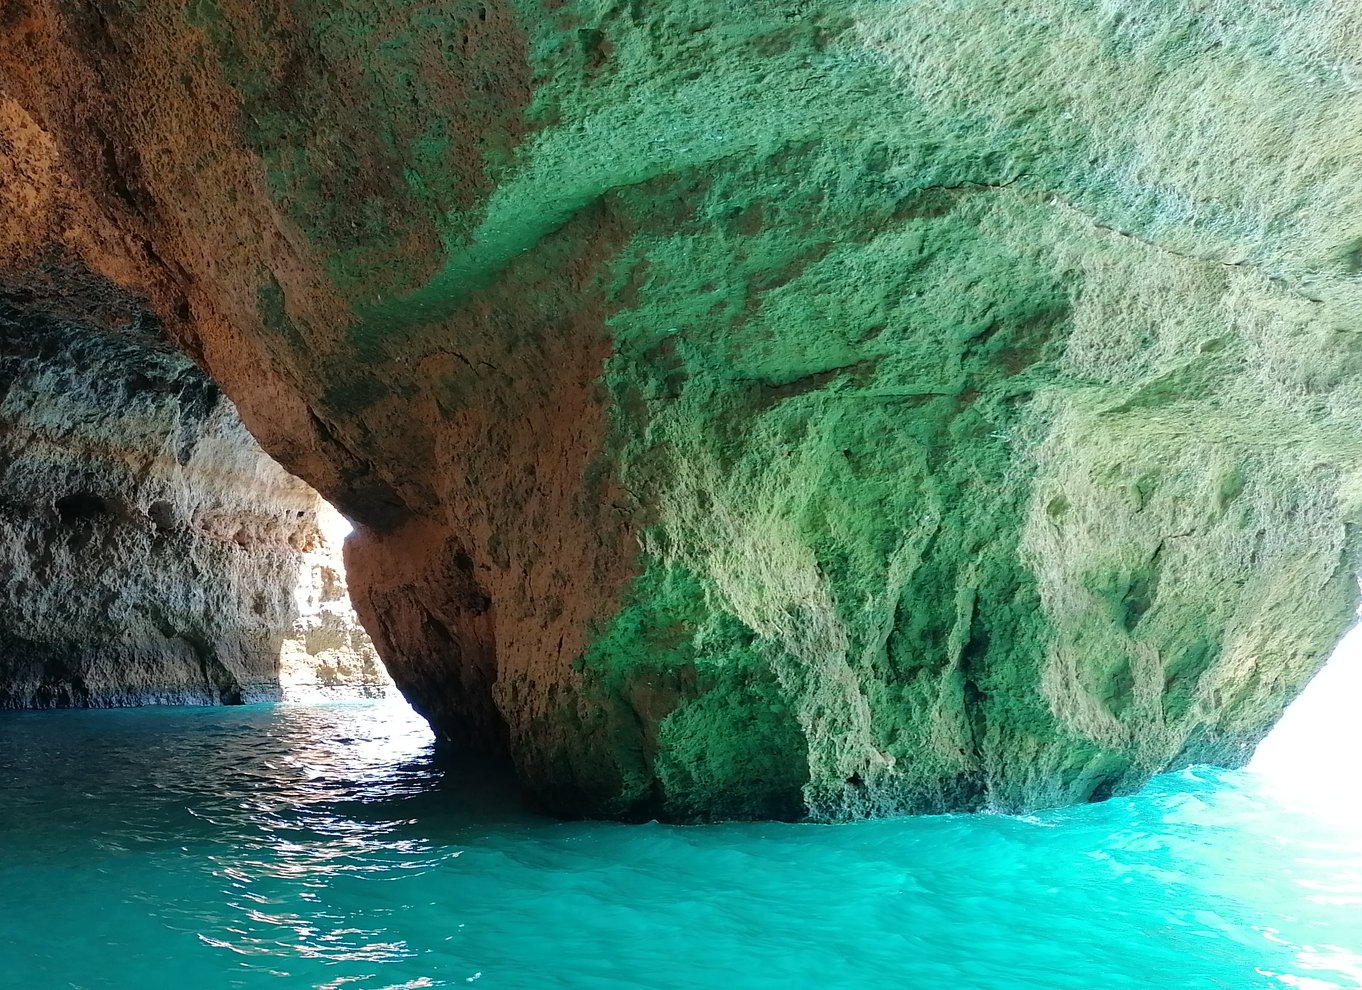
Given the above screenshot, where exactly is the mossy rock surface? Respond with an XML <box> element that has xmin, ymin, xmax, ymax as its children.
<box><xmin>5</xmin><ymin>0</ymin><xmax>1362</xmax><ymax>818</ymax></box>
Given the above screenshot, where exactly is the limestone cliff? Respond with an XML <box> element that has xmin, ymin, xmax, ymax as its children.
<box><xmin>278</xmin><ymin>503</ymin><xmax>394</xmax><ymax>702</ymax></box>
<box><xmin>0</xmin><ymin>271</ymin><xmax>381</xmax><ymax>706</ymax></box>
<box><xmin>3</xmin><ymin>1</ymin><xmax>1362</xmax><ymax>819</ymax></box>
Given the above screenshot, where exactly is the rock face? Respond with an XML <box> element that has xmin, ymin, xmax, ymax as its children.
<box><xmin>277</xmin><ymin>503</ymin><xmax>394</xmax><ymax>703</ymax></box>
<box><xmin>4</xmin><ymin>2</ymin><xmax>1362</xmax><ymax>819</ymax></box>
<box><xmin>0</xmin><ymin>269</ymin><xmax>383</xmax><ymax>707</ymax></box>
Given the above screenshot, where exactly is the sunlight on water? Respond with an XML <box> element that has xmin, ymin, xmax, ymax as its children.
<box><xmin>1245</xmin><ymin>625</ymin><xmax>1362</xmax><ymax>990</ymax></box>
<box><xmin>2</xmin><ymin>701</ymin><xmax>1361</xmax><ymax>989</ymax></box>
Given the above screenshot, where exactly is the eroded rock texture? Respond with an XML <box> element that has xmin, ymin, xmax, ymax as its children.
<box><xmin>0</xmin><ymin>270</ymin><xmax>381</xmax><ymax>706</ymax></box>
<box><xmin>4</xmin><ymin>1</ymin><xmax>1362</xmax><ymax>818</ymax></box>
<box><xmin>278</xmin><ymin>503</ymin><xmax>394</xmax><ymax>702</ymax></box>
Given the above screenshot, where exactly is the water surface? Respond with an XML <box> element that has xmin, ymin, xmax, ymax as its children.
<box><xmin>1</xmin><ymin>701</ymin><xmax>1359</xmax><ymax>989</ymax></box>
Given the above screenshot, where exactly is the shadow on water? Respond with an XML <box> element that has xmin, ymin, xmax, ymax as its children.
<box><xmin>325</xmin><ymin>740</ymin><xmax>541</xmax><ymax>835</ymax></box>
<box><xmin>0</xmin><ymin>700</ymin><xmax>548</xmax><ymax>850</ymax></box>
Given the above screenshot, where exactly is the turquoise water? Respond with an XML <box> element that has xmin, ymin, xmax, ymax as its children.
<box><xmin>2</xmin><ymin>702</ymin><xmax>1360</xmax><ymax>989</ymax></box>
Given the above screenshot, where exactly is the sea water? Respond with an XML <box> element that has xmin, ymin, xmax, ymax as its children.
<box><xmin>1</xmin><ymin>700</ymin><xmax>1360</xmax><ymax>990</ymax></box>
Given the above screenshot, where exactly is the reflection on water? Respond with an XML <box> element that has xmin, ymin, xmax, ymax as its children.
<box><xmin>1</xmin><ymin>700</ymin><xmax>1361</xmax><ymax>990</ymax></box>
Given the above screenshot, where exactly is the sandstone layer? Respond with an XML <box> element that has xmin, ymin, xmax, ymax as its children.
<box><xmin>0</xmin><ymin>269</ymin><xmax>383</xmax><ymax>707</ymax></box>
<box><xmin>4</xmin><ymin>2</ymin><xmax>1362</xmax><ymax>819</ymax></box>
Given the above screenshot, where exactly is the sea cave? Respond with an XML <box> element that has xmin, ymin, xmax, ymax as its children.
<box><xmin>2</xmin><ymin>2</ymin><xmax>1361</xmax><ymax>987</ymax></box>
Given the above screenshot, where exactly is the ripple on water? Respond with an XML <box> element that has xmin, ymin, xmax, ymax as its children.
<box><xmin>1</xmin><ymin>702</ymin><xmax>1360</xmax><ymax>989</ymax></box>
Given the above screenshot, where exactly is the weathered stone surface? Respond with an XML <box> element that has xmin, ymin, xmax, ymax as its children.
<box><xmin>3</xmin><ymin>2</ymin><xmax>1362</xmax><ymax>819</ymax></box>
<box><xmin>278</xmin><ymin>503</ymin><xmax>394</xmax><ymax>703</ymax></box>
<box><xmin>0</xmin><ymin>269</ymin><xmax>382</xmax><ymax>707</ymax></box>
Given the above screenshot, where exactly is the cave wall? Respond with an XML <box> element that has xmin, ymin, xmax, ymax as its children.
<box><xmin>3</xmin><ymin>1</ymin><xmax>1362</xmax><ymax>819</ymax></box>
<box><xmin>0</xmin><ymin>274</ymin><xmax>317</xmax><ymax>705</ymax></box>
<box><xmin>0</xmin><ymin>269</ymin><xmax>386</xmax><ymax>706</ymax></box>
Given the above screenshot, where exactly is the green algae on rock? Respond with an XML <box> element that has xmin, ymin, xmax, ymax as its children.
<box><xmin>3</xmin><ymin>0</ymin><xmax>1362</xmax><ymax>818</ymax></box>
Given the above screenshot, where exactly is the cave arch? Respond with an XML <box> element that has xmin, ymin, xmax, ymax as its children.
<box><xmin>5</xmin><ymin>1</ymin><xmax>1362</xmax><ymax>821</ymax></box>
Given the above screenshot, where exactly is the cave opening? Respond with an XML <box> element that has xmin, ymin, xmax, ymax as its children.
<box><xmin>53</xmin><ymin>490</ymin><xmax>110</xmax><ymax>524</ymax></box>
<box><xmin>10</xmin><ymin>0</ymin><xmax>1362</xmax><ymax>978</ymax></box>
<box><xmin>275</xmin><ymin>496</ymin><xmax>409</xmax><ymax>708</ymax></box>
<box><xmin>1250</xmin><ymin>620</ymin><xmax>1362</xmax><ymax>826</ymax></box>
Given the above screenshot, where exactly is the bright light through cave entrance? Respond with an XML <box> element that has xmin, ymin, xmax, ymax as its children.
<box><xmin>1250</xmin><ymin>620</ymin><xmax>1362</xmax><ymax>824</ymax></box>
<box><xmin>276</xmin><ymin>498</ymin><xmax>413</xmax><ymax>712</ymax></box>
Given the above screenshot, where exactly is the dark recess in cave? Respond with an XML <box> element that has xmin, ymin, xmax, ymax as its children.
<box><xmin>55</xmin><ymin>491</ymin><xmax>109</xmax><ymax>524</ymax></box>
